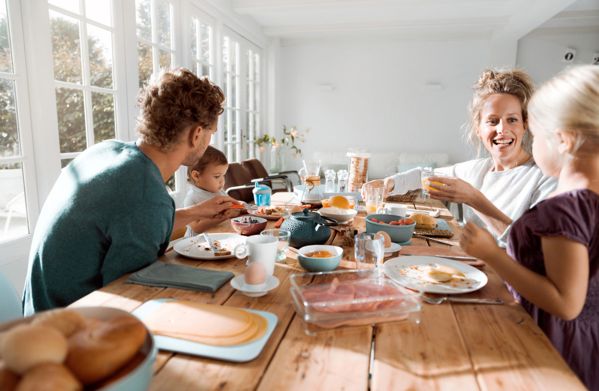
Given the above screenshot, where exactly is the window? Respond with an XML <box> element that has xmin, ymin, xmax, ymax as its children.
<box><xmin>135</xmin><ymin>0</ymin><xmax>175</xmax><ymax>88</ymax></box>
<box><xmin>48</xmin><ymin>0</ymin><xmax>119</xmax><ymax>167</ymax></box>
<box><xmin>189</xmin><ymin>11</ymin><xmax>214</xmax><ymax>80</ymax></box>
<box><xmin>245</xmin><ymin>48</ymin><xmax>260</xmax><ymax>159</ymax></box>
<box><xmin>0</xmin><ymin>0</ymin><xmax>35</xmax><ymax>243</ymax></box>
<box><xmin>222</xmin><ymin>34</ymin><xmax>240</xmax><ymax>162</ymax></box>
<box><xmin>221</xmin><ymin>30</ymin><xmax>262</xmax><ymax>163</ymax></box>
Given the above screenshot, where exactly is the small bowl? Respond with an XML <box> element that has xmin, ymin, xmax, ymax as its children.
<box><xmin>365</xmin><ymin>214</ymin><xmax>416</xmax><ymax>244</ymax></box>
<box><xmin>318</xmin><ymin>207</ymin><xmax>358</xmax><ymax>223</ymax></box>
<box><xmin>230</xmin><ymin>216</ymin><xmax>268</xmax><ymax>236</ymax></box>
<box><xmin>297</xmin><ymin>245</ymin><xmax>343</xmax><ymax>272</ymax></box>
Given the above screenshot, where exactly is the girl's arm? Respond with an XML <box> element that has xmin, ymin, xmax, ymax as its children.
<box><xmin>460</xmin><ymin>222</ymin><xmax>589</xmax><ymax>320</ymax></box>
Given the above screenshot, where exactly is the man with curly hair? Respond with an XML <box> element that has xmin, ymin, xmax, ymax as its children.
<box><xmin>23</xmin><ymin>69</ymin><xmax>236</xmax><ymax>314</ymax></box>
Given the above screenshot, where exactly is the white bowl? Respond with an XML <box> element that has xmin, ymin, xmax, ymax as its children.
<box><xmin>318</xmin><ymin>207</ymin><xmax>358</xmax><ymax>223</ymax></box>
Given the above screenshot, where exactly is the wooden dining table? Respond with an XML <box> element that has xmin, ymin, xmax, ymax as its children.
<box><xmin>71</xmin><ymin>198</ymin><xmax>586</xmax><ymax>391</ymax></box>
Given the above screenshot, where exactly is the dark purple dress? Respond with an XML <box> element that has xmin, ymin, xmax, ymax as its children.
<box><xmin>508</xmin><ymin>189</ymin><xmax>599</xmax><ymax>390</ymax></box>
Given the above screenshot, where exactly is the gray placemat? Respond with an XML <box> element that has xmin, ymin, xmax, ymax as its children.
<box><xmin>127</xmin><ymin>261</ymin><xmax>234</xmax><ymax>293</ymax></box>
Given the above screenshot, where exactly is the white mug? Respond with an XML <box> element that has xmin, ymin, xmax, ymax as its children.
<box><xmin>234</xmin><ymin>235</ymin><xmax>278</xmax><ymax>276</ymax></box>
<box><xmin>384</xmin><ymin>204</ymin><xmax>407</xmax><ymax>217</ymax></box>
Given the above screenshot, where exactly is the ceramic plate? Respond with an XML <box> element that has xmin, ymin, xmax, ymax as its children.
<box><xmin>230</xmin><ymin>275</ymin><xmax>280</xmax><ymax>297</ymax></box>
<box><xmin>132</xmin><ymin>299</ymin><xmax>278</xmax><ymax>363</ymax></box>
<box><xmin>173</xmin><ymin>233</ymin><xmax>246</xmax><ymax>260</ymax></box>
<box><xmin>248</xmin><ymin>208</ymin><xmax>285</xmax><ymax>221</ymax></box>
<box><xmin>383</xmin><ymin>256</ymin><xmax>487</xmax><ymax>294</ymax></box>
<box><xmin>384</xmin><ymin>242</ymin><xmax>402</xmax><ymax>254</ymax></box>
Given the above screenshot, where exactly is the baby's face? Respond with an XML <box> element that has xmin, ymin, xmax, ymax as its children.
<box><xmin>192</xmin><ymin>163</ymin><xmax>228</xmax><ymax>193</ymax></box>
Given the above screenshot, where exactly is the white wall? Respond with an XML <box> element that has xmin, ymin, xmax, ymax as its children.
<box><xmin>277</xmin><ymin>37</ymin><xmax>492</xmax><ymax>177</ymax></box>
<box><xmin>517</xmin><ymin>28</ymin><xmax>599</xmax><ymax>84</ymax></box>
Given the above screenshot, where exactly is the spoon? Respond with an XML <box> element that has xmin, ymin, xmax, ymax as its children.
<box><xmin>422</xmin><ymin>295</ymin><xmax>504</xmax><ymax>305</ymax></box>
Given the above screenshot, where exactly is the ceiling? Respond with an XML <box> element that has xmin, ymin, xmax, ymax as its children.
<box><xmin>232</xmin><ymin>0</ymin><xmax>599</xmax><ymax>41</ymax></box>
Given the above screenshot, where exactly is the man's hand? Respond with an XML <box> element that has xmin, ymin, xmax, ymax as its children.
<box><xmin>193</xmin><ymin>195</ymin><xmax>236</xmax><ymax>219</ymax></box>
<box><xmin>459</xmin><ymin>222</ymin><xmax>500</xmax><ymax>260</ymax></box>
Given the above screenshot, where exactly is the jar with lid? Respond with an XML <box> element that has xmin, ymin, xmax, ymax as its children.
<box><xmin>346</xmin><ymin>151</ymin><xmax>370</xmax><ymax>192</ymax></box>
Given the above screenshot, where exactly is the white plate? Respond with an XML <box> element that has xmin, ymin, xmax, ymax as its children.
<box><xmin>248</xmin><ymin>208</ymin><xmax>285</xmax><ymax>221</ymax></box>
<box><xmin>231</xmin><ymin>275</ymin><xmax>280</xmax><ymax>297</ymax></box>
<box><xmin>318</xmin><ymin>207</ymin><xmax>357</xmax><ymax>223</ymax></box>
<box><xmin>173</xmin><ymin>233</ymin><xmax>246</xmax><ymax>260</ymax></box>
<box><xmin>383</xmin><ymin>256</ymin><xmax>487</xmax><ymax>294</ymax></box>
<box><xmin>384</xmin><ymin>242</ymin><xmax>402</xmax><ymax>254</ymax></box>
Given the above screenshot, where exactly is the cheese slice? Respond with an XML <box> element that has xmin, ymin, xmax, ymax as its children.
<box><xmin>143</xmin><ymin>301</ymin><xmax>268</xmax><ymax>346</ymax></box>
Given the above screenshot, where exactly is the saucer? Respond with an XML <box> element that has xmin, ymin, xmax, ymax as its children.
<box><xmin>384</xmin><ymin>242</ymin><xmax>402</xmax><ymax>254</ymax></box>
<box><xmin>231</xmin><ymin>275</ymin><xmax>280</xmax><ymax>297</ymax></box>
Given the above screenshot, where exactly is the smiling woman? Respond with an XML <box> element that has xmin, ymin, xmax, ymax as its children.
<box><xmin>363</xmin><ymin>68</ymin><xmax>557</xmax><ymax>246</ymax></box>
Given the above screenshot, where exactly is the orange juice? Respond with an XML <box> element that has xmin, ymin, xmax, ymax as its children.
<box><xmin>421</xmin><ymin>178</ymin><xmax>444</xmax><ymax>192</ymax></box>
<box><xmin>366</xmin><ymin>202</ymin><xmax>378</xmax><ymax>214</ymax></box>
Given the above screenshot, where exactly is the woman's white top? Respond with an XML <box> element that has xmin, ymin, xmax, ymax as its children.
<box><xmin>390</xmin><ymin>158</ymin><xmax>557</xmax><ymax>246</ymax></box>
<box><xmin>183</xmin><ymin>185</ymin><xmax>226</xmax><ymax>237</ymax></box>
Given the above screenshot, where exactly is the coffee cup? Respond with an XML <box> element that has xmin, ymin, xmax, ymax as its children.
<box><xmin>384</xmin><ymin>204</ymin><xmax>407</xmax><ymax>217</ymax></box>
<box><xmin>234</xmin><ymin>235</ymin><xmax>278</xmax><ymax>276</ymax></box>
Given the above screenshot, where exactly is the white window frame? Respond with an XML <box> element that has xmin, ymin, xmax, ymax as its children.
<box><xmin>0</xmin><ymin>0</ymin><xmax>39</xmax><ymax>252</ymax></box>
<box><xmin>2</xmin><ymin>0</ymin><xmax>268</xmax><ymax>277</ymax></box>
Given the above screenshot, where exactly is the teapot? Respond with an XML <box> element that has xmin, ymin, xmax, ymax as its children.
<box><xmin>281</xmin><ymin>209</ymin><xmax>337</xmax><ymax>248</ymax></box>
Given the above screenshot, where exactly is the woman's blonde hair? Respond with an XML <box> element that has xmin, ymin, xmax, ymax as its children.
<box><xmin>466</xmin><ymin>68</ymin><xmax>535</xmax><ymax>156</ymax></box>
<box><xmin>528</xmin><ymin>65</ymin><xmax>599</xmax><ymax>153</ymax></box>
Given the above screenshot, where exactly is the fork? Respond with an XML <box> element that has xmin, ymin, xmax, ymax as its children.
<box><xmin>422</xmin><ymin>295</ymin><xmax>503</xmax><ymax>305</ymax></box>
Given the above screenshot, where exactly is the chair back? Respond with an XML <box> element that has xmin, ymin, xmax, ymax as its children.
<box><xmin>242</xmin><ymin>159</ymin><xmax>269</xmax><ymax>179</ymax></box>
<box><xmin>0</xmin><ymin>271</ymin><xmax>22</xmax><ymax>322</ymax></box>
<box><xmin>225</xmin><ymin>163</ymin><xmax>254</xmax><ymax>202</ymax></box>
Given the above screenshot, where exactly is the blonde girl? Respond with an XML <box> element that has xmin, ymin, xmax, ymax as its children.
<box><xmin>461</xmin><ymin>65</ymin><xmax>599</xmax><ymax>390</ymax></box>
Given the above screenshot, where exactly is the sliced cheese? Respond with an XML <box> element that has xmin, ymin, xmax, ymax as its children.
<box><xmin>143</xmin><ymin>301</ymin><xmax>268</xmax><ymax>346</ymax></box>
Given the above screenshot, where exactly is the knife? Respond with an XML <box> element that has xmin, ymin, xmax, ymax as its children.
<box><xmin>202</xmin><ymin>233</ymin><xmax>216</xmax><ymax>255</ymax></box>
<box><xmin>413</xmin><ymin>234</ymin><xmax>457</xmax><ymax>246</ymax></box>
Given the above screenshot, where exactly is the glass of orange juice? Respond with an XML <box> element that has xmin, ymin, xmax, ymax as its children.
<box><xmin>364</xmin><ymin>187</ymin><xmax>384</xmax><ymax>214</ymax></box>
<box><xmin>421</xmin><ymin>167</ymin><xmax>434</xmax><ymax>198</ymax></box>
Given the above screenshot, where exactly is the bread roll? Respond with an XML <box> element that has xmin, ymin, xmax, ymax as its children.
<box><xmin>32</xmin><ymin>309</ymin><xmax>86</xmax><ymax>338</ymax></box>
<box><xmin>66</xmin><ymin>316</ymin><xmax>147</xmax><ymax>384</ymax></box>
<box><xmin>0</xmin><ymin>362</ymin><xmax>20</xmax><ymax>391</ymax></box>
<box><xmin>411</xmin><ymin>213</ymin><xmax>437</xmax><ymax>230</ymax></box>
<box><xmin>375</xmin><ymin>231</ymin><xmax>392</xmax><ymax>248</ymax></box>
<box><xmin>16</xmin><ymin>363</ymin><xmax>81</xmax><ymax>391</ymax></box>
<box><xmin>1</xmin><ymin>325</ymin><xmax>68</xmax><ymax>374</ymax></box>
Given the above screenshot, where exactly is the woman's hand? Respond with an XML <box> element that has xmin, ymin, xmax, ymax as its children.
<box><xmin>361</xmin><ymin>177</ymin><xmax>394</xmax><ymax>200</ymax></box>
<box><xmin>427</xmin><ymin>176</ymin><xmax>480</xmax><ymax>206</ymax></box>
<box><xmin>459</xmin><ymin>222</ymin><xmax>500</xmax><ymax>260</ymax></box>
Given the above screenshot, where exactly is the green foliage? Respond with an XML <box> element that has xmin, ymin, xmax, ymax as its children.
<box><xmin>0</xmin><ymin>14</ymin><xmax>117</xmax><ymax>158</ymax></box>
<box><xmin>254</xmin><ymin>125</ymin><xmax>307</xmax><ymax>157</ymax></box>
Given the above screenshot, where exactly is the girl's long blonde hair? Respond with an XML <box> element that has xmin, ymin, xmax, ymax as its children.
<box><xmin>529</xmin><ymin>65</ymin><xmax>599</xmax><ymax>153</ymax></box>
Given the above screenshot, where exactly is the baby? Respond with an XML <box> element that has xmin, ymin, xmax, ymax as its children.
<box><xmin>184</xmin><ymin>146</ymin><xmax>241</xmax><ymax>236</ymax></box>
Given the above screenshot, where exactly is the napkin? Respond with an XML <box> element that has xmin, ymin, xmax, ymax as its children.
<box><xmin>127</xmin><ymin>261</ymin><xmax>234</xmax><ymax>293</ymax></box>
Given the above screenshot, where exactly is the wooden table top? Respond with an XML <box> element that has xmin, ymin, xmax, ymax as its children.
<box><xmin>71</xmin><ymin>199</ymin><xmax>585</xmax><ymax>391</ymax></box>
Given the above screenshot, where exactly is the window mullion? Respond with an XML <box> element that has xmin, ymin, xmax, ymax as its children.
<box><xmin>78</xmin><ymin>4</ymin><xmax>95</xmax><ymax>147</ymax></box>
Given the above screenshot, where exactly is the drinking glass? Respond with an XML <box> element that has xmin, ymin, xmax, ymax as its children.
<box><xmin>420</xmin><ymin>167</ymin><xmax>434</xmax><ymax>199</ymax></box>
<box><xmin>337</xmin><ymin>169</ymin><xmax>348</xmax><ymax>192</ymax></box>
<box><xmin>364</xmin><ymin>186</ymin><xmax>384</xmax><ymax>214</ymax></box>
<box><xmin>260</xmin><ymin>229</ymin><xmax>291</xmax><ymax>262</ymax></box>
<box><xmin>354</xmin><ymin>232</ymin><xmax>385</xmax><ymax>270</ymax></box>
<box><xmin>324</xmin><ymin>169</ymin><xmax>336</xmax><ymax>193</ymax></box>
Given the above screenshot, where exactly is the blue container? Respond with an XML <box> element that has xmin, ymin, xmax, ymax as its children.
<box><xmin>252</xmin><ymin>182</ymin><xmax>271</xmax><ymax>206</ymax></box>
<box><xmin>365</xmin><ymin>214</ymin><xmax>416</xmax><ymax>244</ymax></box>
<box><xmin>297</xmin><ymin>245</ymin><xmax>343</xmax><ymax>272</ymax></box>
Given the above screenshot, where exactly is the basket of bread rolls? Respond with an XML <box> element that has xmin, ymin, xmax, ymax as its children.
<box><xmin>0</xmin><ymin>307</ymin><xmax>156</xmax><ymax>391</ymax></box>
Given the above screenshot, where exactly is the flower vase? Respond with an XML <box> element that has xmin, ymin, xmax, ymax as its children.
<box><xmin>270</xmin><ymin>145</ymin><xmax>283</xmax><ymax>173</ymax></box>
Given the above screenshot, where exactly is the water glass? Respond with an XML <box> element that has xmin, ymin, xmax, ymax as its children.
<box><xmin>337</xmin><ymin>169</ymin><xmax>348</xmax><ymax>192</ymax></box>
<box><xmin>354</xmin><ymin>232</ymin><xmax>385</xmax><ymax>270</ymax></box>
<box><xmin>324</xmin><ymin>169</ymin><xmax>336</xmax><ymax>193</ymax></box>
<box><xmin>261</xmin><ymin>229</ymin><xmax>291</xmax><ymax>262</ymax></box>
